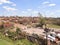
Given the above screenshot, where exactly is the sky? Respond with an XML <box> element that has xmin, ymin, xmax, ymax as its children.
<box><xmin>0</xmin><ymin>0</ymin><xmax>60</xmax><ymax>17</ymax></box>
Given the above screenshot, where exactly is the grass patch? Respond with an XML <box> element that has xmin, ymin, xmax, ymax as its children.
<box><xmin>14</xmin><ymin>39</ymin><xmax>36</xmax><ymax>45</ymax></box>
<box><xmin>0</xmin><ymin>33</ymin><xmax>36</xmax><ymax>45</ymax></box>
<box><xmin>0</xmin><ymin>39</ymin><xmax>14</xmax><ymax>45</ymax></box>
<box><xmin>47</xmin><ymin>24</ymin><xmax>60</xmax><ymax>28</ymax></box>
<box><xmin>0</xmin><ymin>39</ymin><xmax>36</xmax><ymax>45</ymax></box>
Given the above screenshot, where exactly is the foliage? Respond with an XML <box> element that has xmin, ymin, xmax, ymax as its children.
<box><xmin>14</xmin><ymin>39</ymin><xmax>36</xmax><ymax>45</ymax></box>
<box><xmin>38</xmin><ymin>13</ymin><xmax>46</xmax><ymax>28</ymax></box>
<box><xmin>0</xmin><ymin>32</ymin><xmax>36</xmax><ymax>45</ymax></box>
<box><xmin>16</xmin><ymin>27</ymin><xmax>21</xmax><ymax>34</ymax></box>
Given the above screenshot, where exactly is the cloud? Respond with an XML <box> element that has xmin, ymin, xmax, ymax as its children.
<box><xmin>56</xmin><ymin>10</ymin><xmax>60</xmax><ymax>12</ymax></box>
<box><xmin>31</xmin><ymin>10</ymin><xmax>38</xmax><ymax>16</ymax></box>
<box><xmin>42</xmin><ymin>1</ymin><xmax>49</xmax><ymax>4</ymax></box>
<box><xmin>27</xmin><ymin>9</ymin><xmax>32</xmax><ymax>11</ymax></box>
<box><xmin>22</xmin><ymin>11</ymin><xmax>27</xmax><ymax>13</ymax></box>
<box><xmin>12</xmin><ymin>3</ymin><xmax>16</xmax><ymax>6</ymax></box>
<box><xmin>0</xmin><ymin>0</ymin><xmax>16</xmax><ymax>6</ymax></box>
<box><xmin>27</xmin><ymin>9</ymin><xmax>38</xmax><ymax>14</ymax></box>
<box><xmin>42</xmin><ymin>1</ymin><xmax>56</xmax><ymax>7</ymax></box>
<box><xmin>50</xmin><ymin>12</ymin><xmax>54</xmax><ymax>15</ymax></box>
<box><xmin>32</xmin><ymin>11</ymin><xmax>38</xmax><ymax>14</ymax></box>
<box><xmin>3</xmin><ymin>6</ymin><xmax>17</xmax><ymax>11</ymax></box>
<box><xmin>0</xmin><ymin>0</ymin><xmax>12</xmax><ymax>4</ymax></box>
<box><xmin>57</xmin><ymin>10</ymin><xmax>60</xmax><ymax>12</ymax></box>
<box><xmin>49</xmin><ymin>4</ymin><xmax>56</xmax><ymax>6</ymax></box>
<box><xmin>21</xmin><ymin>10</ymin><xmax>39</xmax><ymax>17</ymax></box>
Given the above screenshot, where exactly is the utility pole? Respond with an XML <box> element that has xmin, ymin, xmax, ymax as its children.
<box><xmin>44</xmin><ymin>28</ymin><xmax>50</xmax><ymax>45</ymax></box>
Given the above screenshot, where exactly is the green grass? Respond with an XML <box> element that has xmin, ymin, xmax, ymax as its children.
<box><xmin>0</xmin><ymin>39</ymin><xmax>36</xmax><ymax>45</ymax></box>
<box><xmin>0</xmin><ymin>33</ymin><xmax>14</xmax><ymax>45</ymax></box>
<box><xmin>47</xmin><ymin>24</ymin><xmax>60</xmax><ymax>28</ymax></box>
<box><xmin>0</xmin><ymin>39</ymin><xmax>14</xmax><ymax>45</ymax></box>
<box><xmin>0</xmin><ymin>33</ymin><xmax>36</xmax><ymax>45</ymax></box>
<box><xmin>14</xmin><ymin>39</ymin><xmax>36</xmax><ymax>45</ymax></box>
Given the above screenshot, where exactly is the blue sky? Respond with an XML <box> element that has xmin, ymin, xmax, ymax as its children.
<box><xmin>0</xmin><ymin>0</ymin><xmax>60</xmax><ymax>17</ymax></box>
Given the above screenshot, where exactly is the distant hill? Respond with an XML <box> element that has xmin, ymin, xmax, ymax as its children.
<box><xmin>0</xmin><ymin>16</ymin><xmax>60</xmax><ymax>26</ymax></box>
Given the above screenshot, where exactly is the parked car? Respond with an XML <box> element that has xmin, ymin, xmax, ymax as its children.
<box><xmin>57</xmin><ymin>33</ymin><xmax>60</xmax><ymax>38</ymax></box>
<box><xmin>44</xmin><ymin>33</ymin><xmax>56</xmax><ymax>42</ymax></box>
